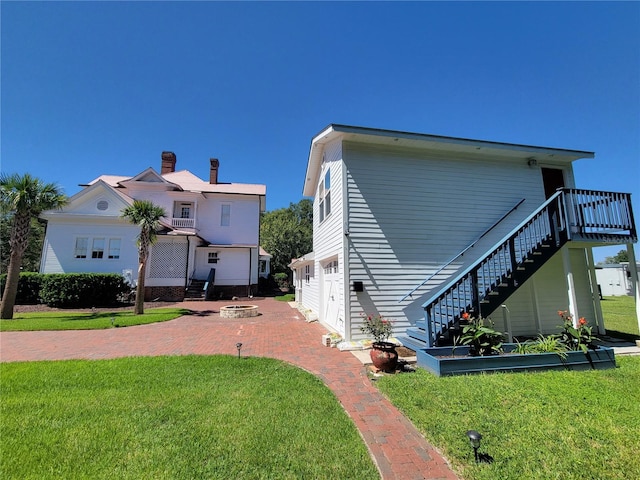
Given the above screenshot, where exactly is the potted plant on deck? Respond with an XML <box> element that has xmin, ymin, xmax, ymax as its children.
<box><xmin>361</xmin><ymin>314</ymin><xmax>398</xmax><ymax>372</ymax></box>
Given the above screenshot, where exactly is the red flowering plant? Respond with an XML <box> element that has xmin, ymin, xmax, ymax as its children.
<box><xmin>556</xmin><ymin>310</ymin><xmax>595</xmax><ymax>353</ymax></box>
<box><xmin>360</xmin><ymin>313</ymin><xmax>394</xmax><ymax>345</ymax></box>
<box><xmin>458</xmin><ymin>311</ymin><xmax>504</xmax><ymax>356</ymax></box>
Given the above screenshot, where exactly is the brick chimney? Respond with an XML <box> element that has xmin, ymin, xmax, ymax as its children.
<box><xmin>161</xmin><ymin>151</ymin><xmax>176</xmax><ymax>174</ymax></box>
<box><xmin>209</xmin><ymin>158</ymin><xmax>219</xmax><ymax>184</ymax></box>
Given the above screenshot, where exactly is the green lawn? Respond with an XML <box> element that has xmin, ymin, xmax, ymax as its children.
<box><xmin>0</xmin><ymin>308</ymin><xmax>189</xmax><ymax>331</ymax></box>
<box><xmin>275</xmin><ymin>293</ymin><xmax>295</xmax><ymax>302</ymax></box>
<box><xmin>377</xmin><ymin>356</ymin><xmax>640</xmax><ymax>480</ymax></box>
<box><xmin>600</xmin><ymin>295</ymin><xmax>639</xmax><ymax>338</ymax></box>
<box><xmin>1</xmin><ymin>356</ymin><xmax>378</xmax><ymax>479</ymax></box>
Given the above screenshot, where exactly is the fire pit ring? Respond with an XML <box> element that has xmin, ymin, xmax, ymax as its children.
<box><xmin>220</xmin><ymin>305</ymin><xmax>259</xmax><ymax>318</ymax></box>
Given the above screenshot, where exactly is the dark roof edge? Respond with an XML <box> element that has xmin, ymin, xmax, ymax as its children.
<box><xmin>320</xmin><ymin>123</ymin><xmax>595</xmax><ymax>157</ymax></box>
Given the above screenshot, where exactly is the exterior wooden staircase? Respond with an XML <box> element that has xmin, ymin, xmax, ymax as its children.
<box><xmin>183</xmin><ymin>268</ymin><xmax>216</xmax><ymax>301</ymax></box>
<box><xmin>399</xmin><ymin>189</ymin><xmax>637</xmax><ymax>351</ymax></box>
<box><xmin>184</xmin><ymin>279</ymin><xmax>206</xmax><ymax>301</ymax></box>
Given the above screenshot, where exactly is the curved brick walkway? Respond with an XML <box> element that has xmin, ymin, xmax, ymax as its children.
<box><xmin>0</xmin><ymin>298</ymin><xmax>458</xmax><ymax>480</ymax></box>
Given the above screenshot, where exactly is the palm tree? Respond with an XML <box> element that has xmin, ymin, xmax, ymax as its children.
<box><xmin>0</xmin><ymin>173</ymin><xmax>67</xmax><ymax>319</ymax></box>
<box><xmin>121</xmin><ymin>200</ymin><xmax>166</xmax><ymax>314</ymax></box>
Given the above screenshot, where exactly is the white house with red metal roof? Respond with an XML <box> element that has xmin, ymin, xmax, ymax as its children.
<box><xmin>40</xmin><ymin>152</ymin><xmax>266</xmax><ymax>301</ymax></box>
<box><xmin>293</xmin><ymin>124</ymin><xmax>638</xmax><ymax>347</ymax></box>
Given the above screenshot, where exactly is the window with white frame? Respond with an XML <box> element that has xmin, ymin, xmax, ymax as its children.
<box><xmin>173</xmin><ymin>202</ymin><xmax>194</xmax><ymax>219</ymax></box>
<box><xmin>304</xmin><ymin>265</ymin><xmax>310</xmax><ymax>284</ymax></box>
<box><xmin>323</xmin><ymin>260</ymin><xmax>338</xmax><ymax>274</ymax></box>
<box><xmin>318</xmin><ymin>170</ymin><xmax>331</xmax><ymax>223</ymax></box>
<box><xmin>108</xmin><ymin>239</ymin><xmax>121</xmax><ymax>259</ymax></box>
<box><xmin>75</xmin><ymin>237</ymin><xmax>121</xmax><ymax>260</ymax></box>
<box><xmin>221</xmin><ymin>204</ymin><xmax>231</xmax><ymax>226</ymax></box>
<box><xmin>208</xmin><ymin>252</ymin><xmax>219</xmax><ymax>264</ymax></box>
<box><xmin>74</xmin><ymin>237</ymin><xmax>88</xmax><ymax>258</ymax></box>
<box><xmin>91</xmin><ymin>238</ymin><xmax>105</xmax><ymax>259</ymax></box>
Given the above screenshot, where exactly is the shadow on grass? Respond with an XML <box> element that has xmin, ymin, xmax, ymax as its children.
<box><xmin>605</xmin><ymin>329</ymin><xmax>640</xmax><ymax>342</ymax></box>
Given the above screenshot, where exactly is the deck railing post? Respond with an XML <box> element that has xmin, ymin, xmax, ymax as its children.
<box><xmin>508</xmin><ymin>237</ymin><xmax>517</xmax><ymax>286</ymax></box>
<box><xmin>470</xmin><ymin>270</ymin><xmax>480</xmax><ymax>317</ymax></box>
<box><xmin>425</xmin><ymin>308</ymin><xmax>434</xmax><ymax>347</ymax></box>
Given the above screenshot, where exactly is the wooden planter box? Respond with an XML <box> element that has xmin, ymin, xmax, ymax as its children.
<box><xmin>416</xmin><ymin>344</ymin><xmax>617</xmax><ymax>377</ymax></box>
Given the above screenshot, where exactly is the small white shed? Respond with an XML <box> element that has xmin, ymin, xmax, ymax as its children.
<box><xmin>596</xmin><ymin>263</ymin><xmax>638</xmax><ymax>297</ymax></box>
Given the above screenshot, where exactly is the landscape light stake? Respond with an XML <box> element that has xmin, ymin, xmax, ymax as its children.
<box><xmin>236</xmin><ymin>343</ymin><xmax>243</xmax><ymax>359</ymax></box>
<box><xmin>466</xmin><ymin>430</ymin><xmax>482</xmax><ymax>463</ymax></box>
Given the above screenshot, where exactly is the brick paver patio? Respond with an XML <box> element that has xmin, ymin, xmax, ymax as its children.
<box><xmin>0</xmin><ymin>298</ymin><xmax>458</xmax><ymax>480</ymax></box>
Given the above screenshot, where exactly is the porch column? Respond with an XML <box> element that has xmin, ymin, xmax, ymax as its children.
<box><xmin>586</xmin><ymin>248</ymin><xmax>605</xmax><ymax>335</ymax></box>
<box><xmin>561</xmin><ymin>246</ymin><xmax>580</xmax><ymax>328</ymax></box>
<box><xmin>627</xmin><ymin>244</ymin><xmax>640</xmax><ymax>335</ymax></box>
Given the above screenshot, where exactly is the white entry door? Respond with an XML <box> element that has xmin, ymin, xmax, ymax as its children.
<box><xmin>323</xmin><ymin>259</ymin><xmax>340</xmax><ymax>329</ymax></box>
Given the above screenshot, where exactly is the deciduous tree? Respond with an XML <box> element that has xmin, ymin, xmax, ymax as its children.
<box><xmin>260</xmin><ymin>199</ymin><xmax>313</xmax><ymax>275</ymax></box>
<box><xmin>603</xmin><ymin>249</ymin><xmax>629</xmax><ymax>264</ymax></box>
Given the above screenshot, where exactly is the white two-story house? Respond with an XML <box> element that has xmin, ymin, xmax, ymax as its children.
<box><xmin>291</xmin><ymin>124</ymin><xmax>638</xmax><ymax>348</ymax></box>
<box><xmin>40</xmin><ymin>152</ymin><xmax>266</xmax><ymax>301</ymax></box>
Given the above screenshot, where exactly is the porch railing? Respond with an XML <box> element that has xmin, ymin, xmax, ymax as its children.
<box><xmin>172</xmin><ymin>217</ymin><xmax>195</xmax><ymax>229</ymax></box>
<box><xmin>564</xmin><ymin>189</ymin><xmax>636</xmax><ymax>239</ymax></box>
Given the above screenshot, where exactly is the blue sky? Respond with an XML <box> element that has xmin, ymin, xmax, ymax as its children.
<box><xmin>2</xmin><ymin>1</ymin><xmax>638</xmax><ymax>262</ymax></box>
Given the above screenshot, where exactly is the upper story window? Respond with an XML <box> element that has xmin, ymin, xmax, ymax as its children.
<box><xmin>318</xmin><ymin>170</ymin><xmax>331</xmax><ymax>223</ymax></box>
<box><xmin>208</xmin><ymin>252</ymin><xmax>219</xmax><ymax>264</ymax></box>
<box><xmin>173</xmin><ymin>202</ymin><xmax>193</xmax><ymax>219</ymax></box>
<box><xmin>171</xmin><ymin>202</ymin><xmax>195</xmax><ymax>229</ymax></box>
<box><xmin>221</xmin><ymin>204</ymin><xmax>231</xmax><ymax>226</ymax></box>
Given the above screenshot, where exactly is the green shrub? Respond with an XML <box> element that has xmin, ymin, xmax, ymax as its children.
<box><xmin>273</xmin><ymin>272</ymin><xmax>289</xmax><ymax>291</ymax></box>
<box><xmin>514</xmin><ymin>334</ymin><xmax>569</xmax><ymax>359</ymax></box>
<box><xmin>0</xmin><ymin>272</ymin><xmax>45</xmax><ymax>305</ymax></box>
<box><xmin>40</xmin><ymin>273</ymin><xmax>129</xmax><ymax>308</ymax></box>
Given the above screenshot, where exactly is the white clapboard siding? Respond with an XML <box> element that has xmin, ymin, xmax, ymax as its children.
<box><xmin>40</xmin><ymin>220</ymin><xmax>140</xmax><ymax>275</ymax></box>
<box><xmin>312</xmin><ymin>139</ymin><xmax>346</xmax><ymax>334</ymax></box>
<box><xmin>343</xmin><ymin>141</ymin><xmax>575</xmax><ymax>340</ymax></box>
<box><xmin>298</xmin><ymin>262</ymin><xmax>320</xmax><ymax>318</ymax></box>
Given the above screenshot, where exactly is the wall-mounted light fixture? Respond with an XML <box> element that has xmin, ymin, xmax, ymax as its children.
<box><xmin>527</xmin><ymin>157</ymin><xmax>538</xmax><ymax>167</ymax></box>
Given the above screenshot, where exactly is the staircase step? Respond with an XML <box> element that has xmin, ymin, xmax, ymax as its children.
<box><xmin>406</xmin><ymin>326</ymin><xmax>428</xmax><ymax>341</ymax></box>
<box><xmin>397</xmin><ymin>335</ymin><xmax>427</xmax><ymax>351</ymax></box>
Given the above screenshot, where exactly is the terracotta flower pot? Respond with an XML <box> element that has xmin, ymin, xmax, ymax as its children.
<box><xmin>370</xmin><ymin>342</ymin><xmax>399</xmax><ymax>372</ymax></box>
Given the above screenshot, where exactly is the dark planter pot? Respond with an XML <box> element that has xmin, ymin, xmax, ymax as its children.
<box><xmin>370</xmin><ymin>342</ymin><xmax>399</xmax><ymax>372</ymax></box>
<box><xmin>416</xmin><ymin>344</ymin><xmax>617</xmax><ymax>377</ymax></box>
